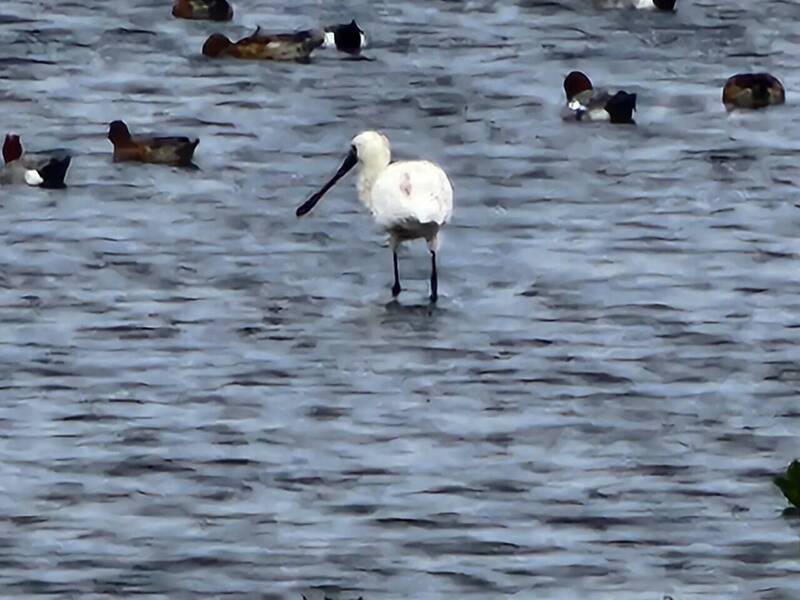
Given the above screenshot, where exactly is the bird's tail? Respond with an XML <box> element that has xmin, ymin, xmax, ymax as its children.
<box><xmin>37</xmin><ymin>156</ymin><xmax>71</xmax><ymax>188</ymax></box>
<box><xmin>606</xmin><ymin>92</ymin><xmax>637</xmax><ymax>124</ymax></box>
<box><xmin>325</xmin><ymin>20</ymin><xmax>363</xmax><ymax>54</ymax></box>
<box><xmin>177</xmin><ymin>140</ymin><xmax>200</xmax><ymax>166</ymax></box>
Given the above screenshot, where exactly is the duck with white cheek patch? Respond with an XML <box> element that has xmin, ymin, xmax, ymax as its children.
<box><xmin>296</xmin><ymin>131</ymin><xmax>454</xmax><ymax>304</ymax></box>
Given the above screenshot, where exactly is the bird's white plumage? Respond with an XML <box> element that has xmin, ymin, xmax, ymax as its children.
<box><xmin>587</xmin><ymin>107</ymin><xmax>611</xmax><ymax>121</ymax></box>
<box><xmin>299</xmin><ymin>130</ymin><xmax>453</xmax><ymax>302</ymax></box>
<box><xmin>350</xmin><ymin>131</ymin><xmax>453</xmax><ymax>251</ymax></box>
<box><xmin>371</xmin><ymin>161</ymin><xmax>453</xmax><ymax>228</ymax></box>
<box><xmin>24</xmin><ymin>169</ymin><xmax>43</xmax><ymax>186</ymax></box>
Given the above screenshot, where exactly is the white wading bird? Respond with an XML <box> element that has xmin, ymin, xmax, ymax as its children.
<box><xmin>296</xmin><ymin>131</ymin><xmax>454</xmax><ymax>303</ymax></box>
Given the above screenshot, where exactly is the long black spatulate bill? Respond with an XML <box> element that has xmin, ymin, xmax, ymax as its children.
<box><xmin>296</xmin><ymin>146</ymin><xmax>358</xmax><ymax>217</ymax></box>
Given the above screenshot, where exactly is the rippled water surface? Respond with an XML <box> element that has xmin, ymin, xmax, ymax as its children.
<box><xmin>2</xmin><ymin>0</ymin><xmax>800</xmax><ymax>598</ymax></box>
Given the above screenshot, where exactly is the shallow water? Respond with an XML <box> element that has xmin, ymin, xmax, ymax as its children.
<box><xmin>1</xmin><ymin>0</ymin><xmax>800</xmax><ymax>598</ymax></box>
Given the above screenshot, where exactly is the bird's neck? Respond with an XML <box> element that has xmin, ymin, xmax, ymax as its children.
<box><xmin>356</xmin><ymin>157</ymin><xmax>390</xmax><ymax>211</ymax></box>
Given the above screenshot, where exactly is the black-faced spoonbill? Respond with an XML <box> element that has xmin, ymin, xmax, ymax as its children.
<box><xmin>296</xmin><ymin>131</ymin><xmax>454</xmax><ymax>303</ymax></box>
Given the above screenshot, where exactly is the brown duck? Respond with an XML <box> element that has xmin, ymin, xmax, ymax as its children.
<box><xmin>172</xmin><ymin>0</ymin><xmax>233</xmax><ymax>21</ymax></box>
<box><xmin>202</xmin><ymin>26</ymin><xmax>325</xmax><ymax>61</ymax></box>
<box><xmin>107</xmin><ymin>121</ymin><xmax>199</xmax><ymax>167</ymax></box>
<box><xmin>722</xmin><ymin>73</ymin><xmax>785</xmax><ymax>111</ymax></box>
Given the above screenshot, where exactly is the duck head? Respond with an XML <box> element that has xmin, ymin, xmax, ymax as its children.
<box><xmin>3</xmin><ymin>134</ymin><xmax>22</xmax><ymax>164</ymax></box>
<box><xmin>202</xmin><ymin>33</ymin><xmax>234</xmax><ymax>57</ymax></box>
<box><xmin>108</xmin><ymin>120</ymin><xmax>133</xmax><ymax>145</ymax></box>
<box><xmin>296</xmin><ymin>131</ymin><xmax>389</xmax><ymax>217</ymax></box>
<box><xmin>564</xmin><ymin>71</ymin><xmax>593</xmax><ymax>101</ymax></box>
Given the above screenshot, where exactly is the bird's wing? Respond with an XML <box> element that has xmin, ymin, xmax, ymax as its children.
<box><xmin>371</xmin><ymin>160</ymin><xmax>453</xmax><ymax>228</ymax></box>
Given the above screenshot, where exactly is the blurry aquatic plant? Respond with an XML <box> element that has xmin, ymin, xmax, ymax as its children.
<box><xmin>774</xmin><ymin>459</ymin><xmax>800</xmax><ymax>512</ymax></box>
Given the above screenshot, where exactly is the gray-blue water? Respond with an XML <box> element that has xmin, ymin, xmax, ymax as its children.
<box><xmin>1</xmin><ymin>0</ymin><xmax>800</xmax><ymax>598</ymax></box>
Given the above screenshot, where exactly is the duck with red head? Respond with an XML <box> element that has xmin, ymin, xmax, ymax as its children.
<box><xmin>107</xmin><ymin>120</ymin><xmax>199</xmax><ymax>167</ymax></box>
<box><xmin>1</xmin><ymin>133</ymin><xmax>71</xmax><ymax>188</ymax></box>
<box><xmin>202</xmin><ymin>27</ymin><xmax>325</xmax><ymax>61</ymax></box>
<box><xmin>593</xmin><ymin>0</ymin><xmax>676</xmax><ymax>10</ymax></box>
<box><xmin>172</xmin><ymin>0</ymin><xmax>232</xmax><ymax>21</ymax></box>
<box><xmin>562</xmin><ymin>71</ymin><xmax>637</xmax><ymax>124</ymax></box>
<box><xmin>2</xmin><ymin>134</ymin><xmax>22</xmax><ymax>165</ymax></box>
<box><xmin>722</xmin><ymin>73</ymin><xmax>785</xmax><ymax>111</ymax></box>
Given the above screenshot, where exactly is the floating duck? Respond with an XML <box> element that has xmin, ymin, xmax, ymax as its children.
<box><xmin>297</xmin><ymin>131</ymin><xmax>454</xmax><ymax>304</ymax></box>
<box><xmin>202</xmin><ymin>27</ymin><xmax>324</xmax><ymax>61</ymax></box>
<box><xmin>722</xmin><ymin>73</ymin><xmax>785</xmax><ymax>111</ymax></box>
<box><xmin>107</xmin><ymin>121</ymin><xmax>199</xmax><ymax>167</ymax></box>
<box><xmin>1</xmin><ymin>134</ymin><xmax>71</xmax><ymax>188</ymax></box>
<box><xmin>172</xmin><ymin>0</ymin><xmax>233</xmax><ymax>21</ymax></box>
<box><xmin>562</xmin><ymin>71</ymin><xmax>637</xmax><ymax>124</ymax></box>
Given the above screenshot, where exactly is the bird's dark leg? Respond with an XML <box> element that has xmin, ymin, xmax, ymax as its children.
<box><xmin>392</xmin><ymin>250</ymin><xmax>401</xmax><ymax>297</ymax></box>
<box><xmin>430</xmin><ymin>251</ymin><xmax>438</xmax><ymax>304</ymax></box>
